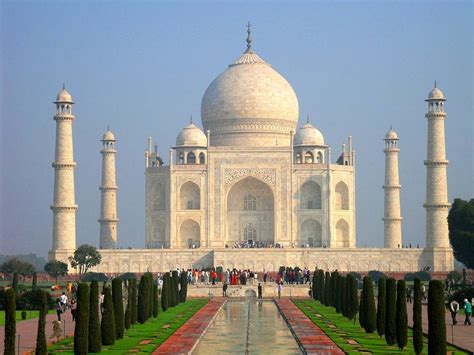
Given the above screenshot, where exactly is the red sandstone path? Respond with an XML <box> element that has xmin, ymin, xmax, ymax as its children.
<box><xmin>153</xmin><ymin>298</ymin><xmax>225</xmax><ymax>354</ymax></box>
<box><xmin>276</xmin><ymin>299</ymin><xmax>344</xmax><ymax>355</ymax></box>
<box><xmin>0</xmin><ymin>311</ymin><xmax>74</xmax><ymax>354</ymax></box>
<box><xmin>406</xmin><ymin>303</ymin><xmax>474</xmax><ymax>353</ymax></box>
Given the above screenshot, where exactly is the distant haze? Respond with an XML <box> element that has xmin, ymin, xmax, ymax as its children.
<box><xmin>1</xmin><ymin>1</ymin><xmax>472</xmax><ymax>257</ymax></box>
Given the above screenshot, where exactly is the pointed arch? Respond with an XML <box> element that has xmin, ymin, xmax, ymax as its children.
<box><xmin>304</xmin><ymin>151</ymin><xmax>314</xmax><ymax>164</ymax></box>
<box><xmin>300</xmin><ymin>180</ymin><xmax>321</xmax><ymax>209</ymax></box>
<box><xmin>187</xmin><ymin>152</ymin><xmax>196</xmax><ymax>164</ymax></box>
<box><xmin>199</xmin><ymin>152</ymin><xmax>206</xmax><ymax>164</ymax></box>
<box><xmin>179</xmin><ymin>219</ymin><xmax>200</xmax><ymax>248</ymax></box>
<box><xmin>300</xmin><ymin>219</ymin><xmax>322</xmax><ymax>247</ymax></box>
<box><xmin>335</xmin><ymin>181</ymin><xmax>349</xmax><ymax>210</ymax></box>
<box><xmin>335</xmin><ymin>218</ymin><xmax>349</xmax><ymax>247</ymax></box>
<box><xmin>180</xmin><ymin>181</ymin><xmax>200</xmax><ymax>210</ymax></box>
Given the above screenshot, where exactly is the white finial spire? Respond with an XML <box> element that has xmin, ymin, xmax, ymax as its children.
<box><xmin>245</xmin><ymin>21</ymin><xmax>253</xmax><ymax>53</ymax></box>
<box><xmin>190</xmin><ymin>114</ymin><xmax>193</xmax><ymax>124</ymax></box>
<box><xmin>62</xmin><ymin>82</ymin><xmax>66</xmax><ymax>90</ymax></box>
<box><xmin>434</xmin><ymin>80</ymin><xmax>437</xmax><ymax>88</ymax></box>
<box><xmin>307</xmin><ymin>113</ymin><xmax>310</xmax><ymax>124</ymax></box>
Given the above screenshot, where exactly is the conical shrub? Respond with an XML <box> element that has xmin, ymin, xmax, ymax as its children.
<box><xmin>124</xmin><ymin>280</ymin><xmax>131</xmax><ymax>330</ymax></box>
<box><xmin>376</xmin><ymin>277</ymin><xmax>386</xmax><ymax>338</ymax></box>
<box><xmin>179</xmin><ymin>271</ymin><xmax>188</xmax><ymax>303</ymax></box>
<box><xmin>428</xmin><ymin>280</ymin><xmax>446</xmax><ymax>354</ymax></box>
<box><xmin>35</xmin><ymin>289</ymin><xmax>48</xmax><ymax>355</ymax></box>
<box><xmin>130</xmin><ymin>278</ymin><xmax>137</xmax><ymax>325</ymax></box>
<box><xmin>335</xmin><ymin>274</ymin><xmax>342</xmax><ymax>313</ymax></box>
<box><xmin>161</xmin><ymin>272</ymin><xmax>170</xmax><ymax>311</ymax></box>
<box><xmin>385</xmin><ymin>278</ymin><xmax>397</xmax><ymax>345</ymax></box>
<box><xmin>88</xmin><ymin>279</ymin><xmax>101</xmax><ymax>353</ymax></box>
<box><xmin>153</xmin><ymin>284</ymin><xmax>159</xmax><ymax>317</ymax></box>
<box><xmin>4</xmin><ymin>288</ymin><xmax>16</xmax><ymax>355</ymax></box>
<box><xmin>412</xmin><ymin>278</ymin><xmax>423</xmax><ymax>354</ymax></box>
<box><xmin>172</xmin><ymin>271</ymin><xmax>180</xmax><ymax>306</ymax></box>
<box><xmin>112</xmin><ymin>278</ymin><xmax>125</xmax><ymax>339</ymax></box>
<box><xmin>74</xmin><ymin>283</ymin><xmax>90</xmax><ymax>355</ymax></box>
<box><xmin>363</xmin><ymin>277</ymin><xmax>376</xmax><ymax>333</ymax></box>
<box><xmin>324</xmin><ymin>271</ymin><xmax>332</xmax><ymax>306</ymax></box>
<box><xmin>101</xmin><ymin>286</ymin><xmax>116</xmax><ymax>345</ymax></box>
<box><xmin>312</xmin><ymin>269</ymin><xmax>318</xmax><ymax>300</ymax></box>
<box><xmin>396</xmin><ymin>280</ymin><xmax>407</xmax><ymax>350</ymax></box>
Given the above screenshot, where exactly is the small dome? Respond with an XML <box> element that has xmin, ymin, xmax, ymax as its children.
<box><xmin>176</xmin><ymin>123</ymin><xmax>207</xmax><ymax>147</ymax></box>
<box><xmin>55</xmin><ymin>88</ymin><xmax>73</xmax><ymax>103</ymax></box>
<box><xmin>385</xmin><ymin>129</ymin><xmax>398</xmax><ymax>140</ymax></box>
<box><xmin>294</xmin><ymin>123</ymin><xmax>325</xmax><ymax>146</ymax></box>
<box><xmin>102</xmin><ymin>130</ymin><xmax>115</xmax><ymax>141</ymax></box>
<box><xmin>426</xmin><ymin>82</ymin><xmax>445</xmax><ymax>101</ymax></box>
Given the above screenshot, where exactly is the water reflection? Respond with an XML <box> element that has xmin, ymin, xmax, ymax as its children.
<box><xmin>193</xmin><ymin>300</ymin><xmax>302</xmax><ymax>354</ymax></box>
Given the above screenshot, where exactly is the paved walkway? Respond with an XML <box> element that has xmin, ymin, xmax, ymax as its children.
<box><xmin>152</xmin><ymin>298</ymin><xmax>226</xmax><ymax>354</ymax></box>
<box><xmin>0</xmin><ymin>310</ymin><xmax>74</xmax><ymax>354</ymax></box>
<box><xmin>275</xmin><ymin>299</ymin><xmax>344</xmax><ymax>354</ymax></box>
<box><xmin>406</xmin><ymin>302</ymin><xmax>473</xmax><ymax>353</ymax></box>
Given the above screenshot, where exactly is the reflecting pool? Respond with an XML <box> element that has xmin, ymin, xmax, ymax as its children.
<box><xmin>192</xmin><ymin>299</ymin><xmax>302</xmax><ymax>354</ymax></box>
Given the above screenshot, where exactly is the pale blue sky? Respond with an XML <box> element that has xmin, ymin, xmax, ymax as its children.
<box><xmin>1</xmin><ymin>1</ymin><xmax>472</xmax><ymax>257</ymax></box>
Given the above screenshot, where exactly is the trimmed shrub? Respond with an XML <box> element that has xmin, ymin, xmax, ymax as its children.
<box><xmin>376</xmin><ymin>277</ymin><xmax>386</xmax><ymax>338</ymax></box>
<box><xmin>35</xmin><ymin>289</ymin><xmax>48</xmax><ymax>355</ymax></box>
<box><xmin>324</xmin><ymin>271</ymin><xmax>332</xmax><ymax>306</ymax></box>
<box><xmin>359</xmin><ymin>285</ymin><xmax>365</xmax><ymax>328</ymax></box>
<box><xmin>4</xmin><ymin>288</ymin><xmax>16</xmax><ymax>355</ymax></box>
<box><xmin>348</xmin><ymin>271</ymin><xmax>362</xmax><ymax>282</ymax></box>
<box><xmin>137</xmin><ymin>274</ymin><xmax>148</xmax><ymax>323</ymax></box>
<box><xmin>161</xmin><ymin>272</ymin><xmax>170</xmax><ymax>311</ymax></box>
<box><xmin>12</xmin><ymin>272</ymin><xmax>19</xmax><ymax>292</ymax></box>
<box><xmin>385</xmin><ymin>278</ymin><xmax>397</xmax><ymax>345</ymax></box>
<box><xmin>148</xmin><ymin>274</ymin><xmax>154</xmax><ymax>318</ymax></box>
<box><xmin>341</xmin><ymin>276</ymin><xmax>347</xmax><ymax>317</ymax></box>
<box><xmin>312</xmin><ymin>269</ymin><xmax>317</xmax><ymax>300</ymax></box>
<box><xmin>428</xmin><ymin>280</ymin><xmax>446</xmax><ymax>354</ymax></box>
<box><xmin>101</xmin><ymin>286</ymin><xmax>116</xmax><ymax>345</ymax></box>
<box><xmin>130</xmin><ymin>278</ymin><xmax>137</xmax><ymax>325</ymax></box>
<box><xmin>347</xmin><ymin>274</ymin><xmax>359</xmax><ymax>320</ymax></box>
<box><xmin>88</xmin><ymin>279</ymin><xmax>101</xmax><ymax>353</ymax></box>
<box><xmin>124</xmin><ymin>280</ymin><xmax>131</xmax><ymax>330</ymax></box>
<box><xmin>330</xmin><ymin>271</ymin><xmax>338</xmax><ymax>308</ymax></box>
<box><xmin>172</xmin><ymin>271</ymin><xmax>180</xmax><ymax>306</ymax></box>
<box><xmin>413</xmin><ymin>278</ymin><xmax>423</xmax><ymax>354</ymax></box>
<box><xmin>404</xmin><ymin>273</ymin><xmax>415</xmax><ymax>281</ymax></box>
<box><xmin>396</xmin><ymin>280</ymin><xmax>407</xmax><ymax>350</ymax></box>
<box><xmin>179</xmin><ymin>271</ymin><xmax>188</xmax><ymax>303</ymax></box>
<box><xmin>112</xmin><ymin>278</ymin><xmax>125</xmax><ymax>339</ymax></box>
<box><xmin>319</xmin><ymin>270</ymin><xmax>325</xmax><ymax>305</ymax></box>
<box><xmin>117</xmin><ymin>272</ymin><xmax>136</xmax><ymax>281</ymax></box>
<box><xmin>21</xmin><ymin>311</ymin><xmax>27</xmax><ymax>320</ymax></box>
<box><xmin>169</xmin><ymin>273</ymin><xmax>177</xmax><ymax>308</ymax></box>
<box><xmin>363</xmin><ymin>277</ymin><xmax>376</xmax><ymax>333</ymax></box>
<box><xmin>32</xmin><ymin>272</ymin><xmax>37</xmax><ymax>290</ymax></box>
<box><xmin>335</xmin><ymin>274</ymin><xmax>342</xmax><ymax>313</ymax></box>
<box><xmin>153</xmin><ymin>284</ymin><xmax>159</xmax><ymax>317</ymax></box>
<box><xmin>74</xmin><ymin>283</ymin><xmax>90</xmax><ymax>355</ymax></box>
<box><xmin>447</xmin><ymin>270</ymin><xmax>462</xmax><ymax>282</ymax></box>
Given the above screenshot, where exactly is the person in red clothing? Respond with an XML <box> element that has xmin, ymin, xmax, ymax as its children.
<box><xmin>211</xmin><ymin>270</ymin><xmax>217</xmax><ymax>285</ymax></box>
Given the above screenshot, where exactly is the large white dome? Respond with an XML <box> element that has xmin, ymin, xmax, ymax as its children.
<box><xmin>201</xmin><ymin>44</ymin><xmax>299</xmax><ymax>147</ymax></box>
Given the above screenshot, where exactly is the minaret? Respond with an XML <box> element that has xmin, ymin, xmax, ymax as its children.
<box><xmin>99</xmin><ymin>129</ymin><xmax>118</xmax><ymax>249</ymax></box>
<box><xmin>50</xmin><ymin>86</ymin><xmax>77</xmax><ymax>254</ymax></box>
<box><xmin>383</xmin><ymin>127</ymin><xmax>402</xmax><ymax>248</ymax></box>
<box><xmin>424</xmin><ymin>82</ymin><xmax>450</xmax><ymax>249</ymax></box>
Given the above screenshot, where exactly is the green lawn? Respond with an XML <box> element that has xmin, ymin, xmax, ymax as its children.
<box><xmin>49</xmin><ymin>299</ymin><xmax>208</xmax><ymax>354</ymax></box>
<box><xmin>0</xmin><ymin>310</ymin><xmax>54</xmax><ymax>326</ymax></box>
<box><xmin>294</xmin><ymin>299</ymin><xmax>467</xmax><ymax>355</ymax></box>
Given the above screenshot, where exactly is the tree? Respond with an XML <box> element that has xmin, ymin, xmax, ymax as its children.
<box><xmin>0</xmin><ymin>257</ymin><xmax>35</xmax><ymax>276</ymax></box>
<box><xmin>412</xmin><ymin>278</ymin><xmax>423</xmax><ymax>354</ymax></box>
<box><xmin>137</xmin><ymin>274</ymin><xmax>149</xmax><ymax>323</ymax></box>
<box><xmin>448</xmin><ymin>198</ymin><xmax>474</xmax><ymax>268</ymax></box>
<box><xmin>341</xmin><ymin>276</ymin><xmax>347</xmax><ymax>317</ymax></box>
<box><xmin>169</xmin><ymin>272</ymin><xmax>177</xmax><ymax>308</ymax></box>
<box><xmin>32</xmin><ymin>272</ymin><xmax>37</xmax><ymax>290</ymax></box>
<box><xmin>335</xmin><ymin>274</ymin><xmax>342</xmax><ymax>313</ymax></box>
<box><xmin>179</xmin><ymin>271</ymin><xmax>188</xmax><ymax>303</ymax></box>
<box><xmin>376</xmin><ymin>277</ymin><xmax>386</xmax><ymax>338</ymax></box>
<box><xmin>74</xmin><ymin>283</ymin><xmax>90</xmax><ymax>355</ymax></box>
<box><xmin>330</xmin><ymin>271</ymin><xmax>338</xmax><ymax>308</ymax></box>
<box><xmin>324</xmin><ymin>271</ymin><xmax>332</xmax><ymax>306</ymax></box>
<box><xmin>385</xmin><ymin>278</ymin><xmax>397</xmax><ymax>345</ymax></box>
<box><xmin>35</xmin><ymin>290</ymin><xmax>48</xmax><ymax>355</ymax></box>
<box><xmin>347</xmin><ymin>274</ymin><xmax>359</xmax><ymax>321</ymax></box>
<box><xmin>363</xmin><ymin>277</ymin><xmax>377</xmax><ymax>333</ymax></box>
<box><xmin>148</xmin><ymin>274</ymin><xmax>154</xmax><ymax>318</ymax></box>
<box><xmin>153</xmin><ymin>284</ymin><xmax>159</xmax><ymax>317</ymax></box>
<box><xmin>12</xmin><ymin>272</ymin><xmax>19</xmax><ymax>292</ymax></box>
<box><xmin>130</xmin><ymin>278</ymin><xmax>137</xmax><ymax>324</ymax></box>
<box><xmin>88</xmin><ymin>280</ymin><xmax>101</xmax><ymax>353</ymax></box>
<box><xmin>396</xmin><ymin>280</ymin><xmax>407</xmax><ymax>350</ymax></box>
<box><xmin>319</xmin><ymin>270</ymin><xmax>325</xmax><ymax>305</ymax></box>
<box><xmin>44</xmin><ymin>260</ymin><xmax>68</xmax><ymax>284</ymax></box>
<box><xmin>124</xmin><ymin>280</ymin><xmax>131</xmax><ymax>329</ymax></box>
<box><xmin>428</xmin><ymin>280</ymin><xmax>446</xmax><ymax>354</ymax></box>
<box><xmin>4</xmin><ymin>288</ymin><xmax>16</xmax><ymax>355</ymax></box>
<box><xmin>69</xmin><ymin>244</ymin><xmax>102</xmax><ymax>275</ymax></box>
<box><xmin>359</xmin><ymin>284</ymin><xmax>365</xmax><ymax>328</ymax></box>
<box><xmin>172</xmin><ymin>270</ymin><xmax>180</xmax><ymax>306</ymax></box>
<box><xmin>312</xmin><ymin>269</ymin><xmax>318</xmax><ymax>300</ymax></box>
<box><xmin>112</xmin><ymin>278</ymin><xmax>125</xmax><ymax>339</ymax></box>
<box><xmin>161</xmin><ymin>272</ymin><xmax>170</xmax><ymax>311</ymax></box>
<box><xmin>101</xmin><ymin>286</ymin><xmax>116</xmax><ymax>345</ymax></box>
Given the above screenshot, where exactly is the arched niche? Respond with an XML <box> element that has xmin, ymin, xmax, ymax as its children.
<box><xmin>335</xmin><ymin>218</ymin><xmax>349</xmax><ymax>247</ymax></box>
<box><xmin>300</xmin><ymin>218</ymin><xmax>322</xmax><ymax>247</ymax></box>
<box><xmin>335</xmin><ymin>181</ymin><xmax>349</xmax><ymax>210</ymax></box>
<box><xmin>180</xmin><ymin>181</ymin><xmax>200</xmax><ymax>210</ymax></box>
<box><xmin>179</xmin><ymin>219</ymin><xmax>200</xmax><ymax>248</ymax></box>
<box><xmin>300</xmin><ymin>180</ymin><xmax>321</xmax><ymax>210</ymax></box>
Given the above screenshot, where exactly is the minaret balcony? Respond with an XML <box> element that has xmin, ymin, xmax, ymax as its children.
<box><xmin>52</xmin><ymin>162</ymin><xmax>76</xmax><ymax>168</ymax></box>
<box><xmin>423</xmin><ymin>160</ymin><xmax>449</xmax><ymax>166</ymax></box>
<box><xmin>382</xmin><ymin>184</ymin><xmax>401</xmax><ymax>189</ymax></box>
<box><xmin>99</xmin><ymin>186</ymin><xmax>118</xmax><ymax>191</ymax></box>
<box><xmin>53</xmin><ymin>114</ymin><xmax>74</xmax><ymax>121</ymax></box>
<box><xmin>423</xmin><ymin>203</ymin><xmax>451</xmax><ymax>209</ymax></box>
<box><xmin>382</xmin><ymin>217</ymin><xmax>403</xmax><ymax>221</ymax></box>
<box><xmin>50</xmin><ymin>205</ymin><xmax>78</xmax><ymax>211</ymax></box>
<box><xmin>98</xmin><ymin>218</ymin><xmax>119</xmax><ymax>223</ymax></box>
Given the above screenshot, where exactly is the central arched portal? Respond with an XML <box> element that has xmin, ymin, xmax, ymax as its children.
<box><xmin>226</xmin><ymin>176</ymin><xmax>274</xmax><ymax>245</ymax></box>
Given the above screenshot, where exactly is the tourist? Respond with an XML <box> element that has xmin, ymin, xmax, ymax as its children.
<box><xmin>406</xmin><ymin>287</ymin><xmax>413</xmax><ymax>303</ymax></box>
<box><xmin>70</xmin><ymin>299</ymin><xmax>77</xmax><ymax>321</ymax></box>
<box><xmin>55</xmin><ymin>298</ymin><xmax>63</xmax><ymax>321</ymax></box>
<box><xmin>450</xmin><ymin>299</ymin><xmax>459</xmax><ymax>325</ymax></box>
<box><xmin>263</xmin><ymin>269</ymin><xmax>268</xmax><ymax>284</ymax></box>
<box><xmin>204</xmin><ymin>270</ymin><xmax>209</xmax><ymax>285</ymax></box>
<box><xmin>463</xmin><ymin>298</ymin><xmax>472</xmax><ymax>326</ymax></box>
<box><xmin>277</xmin><ymin>281</ymin><xmax>283</xmax><ymax>299</ymax></box>
<box><xmin>99</xmin><ymin>291</ymin><xmax>105</xmax><ymax>314</ymax></box>
<box><xmin>422</xmin><ymin>284</ymin><xmax>427</xmax><ymax>301</ymax></box>
<box><xmin>211</xmin><ymin>269</ymin><xmax>217</xmax><ymax>285</ymax></box>
<box><xmin>60</xmin><ymin>292</ymin><xmax>68</xmax><ymax>312</ymax></box>
<box><xmin>258</xmin><ymin>283</ymin><xmax>263</xmax><ymax>300</ymax></box>
<box><xmin>223</xmin><ymin>282</ymin><xmax>228</xmax><ymax>297</ymax></box>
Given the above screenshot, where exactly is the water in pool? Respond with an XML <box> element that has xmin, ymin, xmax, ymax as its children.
<box><xmin>192</xmin><ymin>299</ymin><xmax>302</xmax><ymax>354</ymax></box>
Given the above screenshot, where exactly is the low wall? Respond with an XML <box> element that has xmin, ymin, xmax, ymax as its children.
<box><xmin>187</xmin><ymin>284</ymin><xmax>311</xmax><ymax>299</ymax></box>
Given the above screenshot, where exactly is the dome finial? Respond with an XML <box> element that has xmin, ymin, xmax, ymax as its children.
<box><xmin>62</xmin><ymin>82</ymin><xmax>65</xmax><ymax>90</ymax></box>
<box><xmin>190</xmin><ymin>114</ymin><xmax>193</xmax><ymax>124</ymax></box>
<box><xmin>390</xmin><ymin>124</ymin><xmax>392</xmax><ymax>130</ymax></box>
<box><xmin>434</xmin><ymin>80</ymin><xmax>437</xmax><ymax>88</ymax></box>
<box><xmin>245</xmin><ymin>21</ymin><xmax>253</xmax><ymax>53</ymax></box>
<box><xmin>307</xmin><ymin>113</ymin><xmax>310</xmax><ymax>124</ymax></box>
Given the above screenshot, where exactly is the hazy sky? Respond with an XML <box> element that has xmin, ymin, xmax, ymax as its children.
<box><xmin>1</xmin><ymin>1</ymin><xmax>472</xmax><ymax>257</ymax></box>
